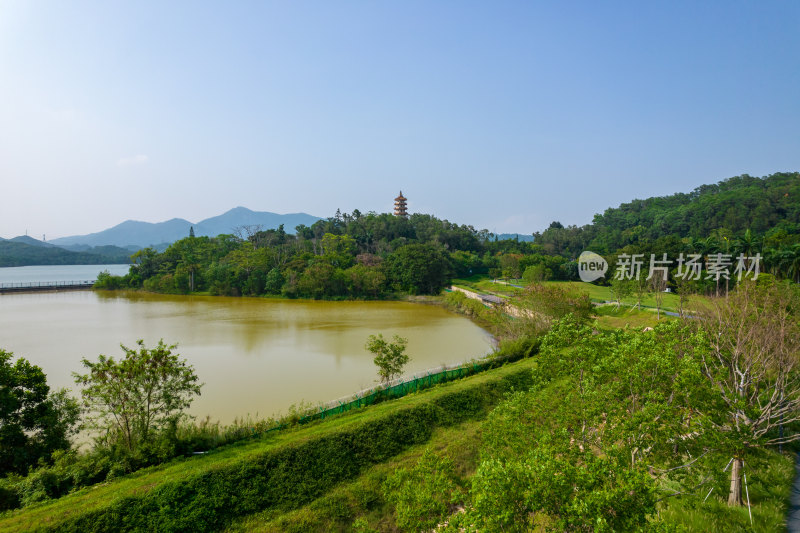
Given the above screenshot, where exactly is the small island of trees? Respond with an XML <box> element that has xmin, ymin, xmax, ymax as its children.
<box><xmin>95</xmin><ymin>210</ymin><xmax>577</xmax><ymax>299</ymax></box>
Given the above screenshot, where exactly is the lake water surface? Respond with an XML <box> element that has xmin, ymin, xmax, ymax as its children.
<box><xmin>0</xmin><ymin>290</ymin><xmax>493</xmax><ymax>425</ymax></box>
<box><xmin>0</xmin><ymin>264</ymin><xmax>131</xmax><ymax>284</ymax></box>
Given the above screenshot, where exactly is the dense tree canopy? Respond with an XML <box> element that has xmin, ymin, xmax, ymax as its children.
<box><xmin>0</xmin><ymin>351</ymin><xmax>79</xmax><ymax>476</ymax></box>
<box><xmin>98</xmin><ymin>211</ymin><xmax>573</xmax><ymax>298</ymax></box>
<box><xmin>535</xmin><ymin>172</ymin><xmax>800</xmax><ymax>272</ymax></box>
<box><xmin>385</xmin><ymin>244</ymin><xmax>451</xmax><ymax>294</ymax></box>
<box><xmin>95</xmin><ymin>172</ymin><xmax>800</xmax><ymax>298</ymax></box>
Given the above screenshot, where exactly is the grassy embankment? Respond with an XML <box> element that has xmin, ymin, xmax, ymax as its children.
<box><xmin>225</xmin><ymin>409</ymin><xmax>796</xmax><ymax>533</ymax></box>
<box><xmin>224</xmin><ymin>356</ymin><xmax>797</xmax><ymax>532</ymax></box>
<box><xmin>225</xmin><ymin>420</ymin><xmax>483</xmax><ymax>532</ymax></box>
<box><xmin>2</xmin><ymin>342</ymin><xmax>793</xmax><ymax>532</ymax></box>
<box><xmin>0</xmin><ymin>357</ymin><xmax>536</xmax><ymax>533</ymax></box>
<box><xmin>225</xmin><ymin>365</ymin><xmax>795</xmax><ymax>532</ymax></box>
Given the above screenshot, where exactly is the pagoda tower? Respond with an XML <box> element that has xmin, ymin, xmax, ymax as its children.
<box><xmin>394</xmin><ymin>191</ymin><xmax>408</xmax><ymax>218</ymax></box>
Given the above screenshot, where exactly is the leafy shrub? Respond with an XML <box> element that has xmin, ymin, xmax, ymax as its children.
<box><xmin>383</xmin><ymin>448</ymin><xmax>465</xmax><ymax>531</ymax></box>
<box><xmin>0</xmin><ymin>475</ymin><xmax>20</xmax><ymax>511</ymax></box>
<box><xmin>492</xmin><ymin>336</ymin><xmax>540</xmax><ymax>360</ymax></box>
<box><xmin>93</xmin><ymin>270</ymin><xmax>124</xmax><ymax>290</ymax></box>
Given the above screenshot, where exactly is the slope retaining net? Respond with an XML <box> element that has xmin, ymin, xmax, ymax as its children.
<box><xmin>295</xmin><ymin>351</ymin><xmax>524</xmax><ymax>425</ymax></box>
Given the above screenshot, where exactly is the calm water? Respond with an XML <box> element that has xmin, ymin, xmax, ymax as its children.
<box><xmin>0</xmin><ymin>264</ymin><xmax>131</xmax><ymax>284</ymax></box>
<box><xmin>0</xmin><ymin>291</ymin><xmax>493</xmax><ymax>425</ymax></box>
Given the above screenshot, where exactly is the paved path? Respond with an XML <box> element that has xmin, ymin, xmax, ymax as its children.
<box><xmin>449</xmin><ymin>286</ymin><xmax>534</xmax><ymax>319</ymax></box>
<box><xmin>449</xmin><ymin>286</ymin><xmax>505</xmax><ymax>306</ymax></box>
<box><xmin>787</xmin><ymin>454</ymin><xmax>800</xmax><ymax>532</ymax></box>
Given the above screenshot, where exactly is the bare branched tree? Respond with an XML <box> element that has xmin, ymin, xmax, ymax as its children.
<box><xmin>232</xmin><ymin>224</ymin><xmax>264</xmax><ymax>243</ymax></box>
<box><xmin>648</xmin><ymin>274</ymin><xmax>668</xmax><ymax>320</ymax></box>
<box><xmin>633</xmin><ymin>276</ymin><xmax>650</xmax><ymax>310</ymax></box>
<box><xmin>609</xmin><ymin>278</ymin><xmax>633</xmax><ymax>309</ymax></box>
<box><xmin>695</xmin><ymin>281</ymin><xmax>800</xmax><ymax>505</ymax></box>
<box><xmin>673</xmin><ymin>275</ymin><xmax>692</xmax><ymax>319</ymax></box>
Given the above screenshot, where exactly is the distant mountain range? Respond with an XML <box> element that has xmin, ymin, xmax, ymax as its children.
<box><xmin>7</xmin><ymin>235</ymin><xmax>59</xmax><ymax>247</ymax></box>
<box><xmin>49</xmin><ymin>207</ymin><xmax>321</xmax><ymax>249</ymax></box>
<box><xmin>0</xmin><ymin>207</ymin><xmax>322</xmax><ymax>267</ymax></box>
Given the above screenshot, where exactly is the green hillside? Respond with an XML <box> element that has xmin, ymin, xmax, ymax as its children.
<box><xmin>0</xmin><ymin>241</ymin><xmax>131</xmax><ymax>267</ymax></box>
<box><xmin>535</xmin><ymin>171</ymin><xmax>800</xmax><ymax>257</ymax></box>
<box><xmin>0</xmin><ymin>357</ymin><xmax>536</xmax><ymax>532</ymax></box>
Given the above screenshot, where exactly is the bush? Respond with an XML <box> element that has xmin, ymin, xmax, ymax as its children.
<box><xmin>383</xmin><ymin>448</ymin><xmax>465</xmax><ymax>531</ymax></box>
<box><xmin>522</xmin><ymin>264</ymin><xmax>551</xmax><ymax>283</ymax></box>
<box><xmin>1</xmin><ymin>351</ymin><xmax>535</xmax><ymax>516</ymax></box>
<box><xmin>442</xmin><ymin>291</ymin><xmax>499</xmax><ymax>326</ymax></box>
<box><xmin>492</xmin><ymin>336</ymin><xmax>540</xmax><ymax>359</ymax></box>
<box><xmin>0</xmin><ymin>475</ymin><xmax>20</xmax><ymax>511</ymax></box>
<box><xmin>93</xmin><ymin>270</ymin><xmax>125</xmax><ymax>290</ymax></box>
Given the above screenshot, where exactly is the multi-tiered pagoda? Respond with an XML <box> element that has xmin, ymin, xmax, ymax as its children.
<box><xmin>394</xmin><ymin>191</ymin><xmax>408</xmax><ymax>218</ymax></box>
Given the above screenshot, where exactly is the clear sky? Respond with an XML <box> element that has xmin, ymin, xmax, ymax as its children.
<box><xmin>1</xmin><ymin>1</ymin><xmax>798</xmax><ymax>239</ymax></box>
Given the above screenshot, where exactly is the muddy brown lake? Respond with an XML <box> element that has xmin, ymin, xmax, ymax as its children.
<box><xmin>0</xmin><ymin>290</ymin><xmax>493</xmax><ymax>425</ymax></box>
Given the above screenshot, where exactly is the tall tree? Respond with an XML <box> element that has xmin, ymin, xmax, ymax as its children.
<box><xmin>633</xmin><ymin>275</ymin><xmax>651</xmax><ymax>310</ymax></box>
<box><xmin>609</xmin><ymin>278</ymin><xmax>634</xmax><ymax>309</ymax></box>
<box><xmin>365</xmin><ymin>334</ymin><xmax>410</xmax><ymax>385</ymax></box>
<box><xmin>74</xmin><ymin>340</ymin><xmax>202</xmax><ymax>451</ymax></box>
<box><xmin>648</xmin><ymin>273</ymin><xmax>668</xmax><ymax>320</ymax></box>
<box><xmin>695</xmin><ymin>281</ymin><xmax>800</xmax><ymax>505</ymax></box>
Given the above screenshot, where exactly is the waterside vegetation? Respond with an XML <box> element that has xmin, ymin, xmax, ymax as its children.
<box><xmin>93</xmin><ymin>174</ymin><xmax>800</xmax><ymax>311</ymax></box>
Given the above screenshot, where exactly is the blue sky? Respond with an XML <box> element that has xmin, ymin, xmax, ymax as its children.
<box><xmin>1</xmin><ymin>1</ymin><xmax>798</xmax><ymax>239</ymax></box>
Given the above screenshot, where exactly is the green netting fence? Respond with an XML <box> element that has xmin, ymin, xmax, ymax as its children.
<box><xmin>296</xmin><ymin>350</ymin><xmax>526</xmax><ymax>425</ymax></box>
<box><xmin>205</xmin><ymin>350</ymin><xmax>529</xmax><ymax>445</ymax></box>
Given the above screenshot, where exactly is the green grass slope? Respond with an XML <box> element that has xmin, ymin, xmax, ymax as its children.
<box><xmin>0</xmin><ymin>358</ymin><xmax>536</xmax><ymax>533</ymax></box>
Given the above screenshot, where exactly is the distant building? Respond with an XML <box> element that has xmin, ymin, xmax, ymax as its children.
<box><xmin>394</xmin><ymin>191</ymin><xmax>408</xmax><ymax>218</ymax></box>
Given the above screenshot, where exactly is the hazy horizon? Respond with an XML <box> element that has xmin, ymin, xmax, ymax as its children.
<box><xmin>2</xmin><ymin>2</ymin><xmax>798</xmax><ymax>239</ymax></box>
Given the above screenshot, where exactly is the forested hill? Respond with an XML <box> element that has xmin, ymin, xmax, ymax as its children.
<box><xmin>0</xmin><ymin>241</ymin><xmax>132</xmax><ymax>267</ymax></box>
<box><xmin>94</xmin><ymin>171</ymin><xmax>800</xmax><ymax>297</ymax></box>
<box><xmin>535</xmin><ymin>172</ymin><xmax>800</xmax><ymax>257</ymax></box>
<box><xmin>97</xmin><ymin>212</ymin><xmax>572</xmax><ymax>298</ymax></box>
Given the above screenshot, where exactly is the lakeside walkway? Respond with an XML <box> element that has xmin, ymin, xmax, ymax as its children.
<box><xmin>449</xmin><ymin>285</ymin><xmax>534</xmax><ymax>319</ymax></box>
<box><xmin>0</xmin><ymin>280</ymin><xmax>95</xmax><ymax>294</ymax></box>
